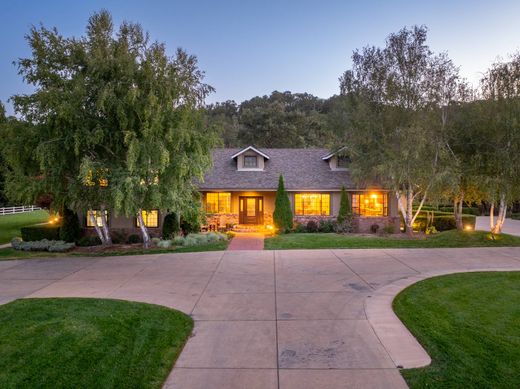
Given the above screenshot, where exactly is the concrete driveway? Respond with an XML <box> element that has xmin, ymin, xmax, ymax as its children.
<box><xmin>1</xmin><ymin>248</ymin><xmax>520</xmax><ymax>389</ymax></box>
<box><xmin>476</xmin><ymin>216</ymin><xmax>520</xmax><ymax>236</ymax></box>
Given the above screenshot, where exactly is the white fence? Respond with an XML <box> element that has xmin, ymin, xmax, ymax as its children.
<box><xmin>0</xmin><ymin>205</ymin><xmax>42</xmax><ymax>216</ymax></box>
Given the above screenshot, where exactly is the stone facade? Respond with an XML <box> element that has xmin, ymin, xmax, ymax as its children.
<box><xmin>355</xmin><ymin>216</ymin><xmax>401</xmax><ymax>233</ymax></box>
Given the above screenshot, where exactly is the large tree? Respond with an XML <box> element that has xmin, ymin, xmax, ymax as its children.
<box><xmin>479</xmin><ymin>53</ymin><xmax>520</xmax><ymax>234</ymax></box>
<box><xmin>4</xmin><ymin>10</ymin><xmax>216</xmax><ymax>246</ymax></box>
<box><xmin>339</xmin><ymin>26</ymin><xmax>463</xmax><ymax>234</ymax></box>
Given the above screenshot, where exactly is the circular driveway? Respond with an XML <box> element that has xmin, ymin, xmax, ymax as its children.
<box><xmin>1</xmin><ymin>247</ymin><xmax>520</xmax><ymax>388</ymax></box>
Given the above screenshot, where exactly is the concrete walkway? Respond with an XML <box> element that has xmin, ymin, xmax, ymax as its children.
<box><xmin>476</xmin><ymin>216</ymin><xmax>520</xmax><ymax>236</ymax></box>
<box><xmin>1</xmin><ymin>248</ymin><xmax>520</xmax><ymax>388</ymax></box>
<box><xmin>227</xmin><ymin>232</ymin><xmax>264</xmax><ymax>250</ymax></box>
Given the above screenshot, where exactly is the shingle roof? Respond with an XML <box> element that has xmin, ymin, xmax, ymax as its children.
<box><xmin>197</xmin><ymin>148</ymin><xmax>355</xmax><ymax>191</ymax></box>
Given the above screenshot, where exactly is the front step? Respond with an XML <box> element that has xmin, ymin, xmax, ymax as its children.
<box><xmin>232</xmin><ymin>224</ymin><xmax>266</xmax><ymax>233</ymax></box>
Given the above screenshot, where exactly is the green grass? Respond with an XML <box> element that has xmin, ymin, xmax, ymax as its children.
<box><xmin>0</xmin><ymin>298</ymin><xmax>193</xmax><ymax>388</ymax></box>
<box><xmin>0</xmin><ymin>240</ymin><xmax>229</xmax><ymax>260</ymax></box>
<box><xmin>0</xmin><ymin>210</ymin><xmax>50</xmax><ymax>244</ymax></box>
<box><xmin>264</xmin><ymin>230</ymin><xmax>520</xmax><ymax>249</ymax></box>
<box><xmin>393</xmin><ymin>272</ymin><xmax>520</xmax><ymax>388</ymax></box>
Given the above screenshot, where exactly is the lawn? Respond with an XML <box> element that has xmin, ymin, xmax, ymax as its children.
<box><xmin>0</xmin><ymin>298</ymin><xmax>193</xmax><ymax>388</ymax></box>
<box><xmin>0</xmin><ymin>240</ymin><xmax>229</xmax><ymax>260</ymax></box>
<box><xmin>264</xmin><ymin>230</ymin><xmax>520</xmax><ymax>249</ymax></box>
<box><xmin>393</xmin><ymin>272</ymin><xmax>520</xmax><ymax>388</ymax></box>
<box><xmin>0</xmin><ymin>210</ymin><xmax>50</xmax><ymax>244</ymax></box>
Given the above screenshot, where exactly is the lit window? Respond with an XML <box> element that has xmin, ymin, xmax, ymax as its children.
<box><xmin>243</xmin><ymin>156</ymin><xmax>258</xmax><ymax>168</ymax></box>
<box><xmin>294</xmin><ymin>193</ymin><xmax>330</xmax><ymax>216</ymax></box>
<box><xmin>86</xmin><ymin>210</ymin><xmax>109</xmax><ymax>227</ymax></box>
<box><xmin>137</xmin><ymin>210</ymin><xmax>159</xmax><ymax>228</ymax></box>
<box><xmin>206</xmin><ymin>193</ymin><xmax>231</xmax><ymax>213</ymax></box>
<box><xmin>352</xmin><ymin>192</ymin><xmax>388</xmax><ymax>216</ymax></box>
<box><xmin>84</xmin><ymin>170</ymin><xmax>109</xmax><ymax>187</ymax></box>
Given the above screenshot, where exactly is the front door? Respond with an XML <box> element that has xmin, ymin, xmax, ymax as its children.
<box><xmin>239</xmin><ymin>196</ymin><xmax>264</xmax><ymax>224</ymax></box>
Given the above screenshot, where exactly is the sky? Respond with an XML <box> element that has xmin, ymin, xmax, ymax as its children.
<box><xmin>1</xmin><ymin>0</ymin><xmax>520</xmax><ymax>115</ymax></box>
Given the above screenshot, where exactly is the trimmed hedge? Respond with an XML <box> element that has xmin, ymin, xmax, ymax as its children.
<box><xmin>414</xmin><ymin>212</ymin><xmax>476</xmax><ymax>232</ymax></box>
<box><xmin>438</xmin><ymin>206</ymin><xmax>481</xmax><ymax>216</ymax></box>
<box><xmin>21</xmin><ymin>226</ymin><xmax>61</xmax><ymax>242</ymax></box>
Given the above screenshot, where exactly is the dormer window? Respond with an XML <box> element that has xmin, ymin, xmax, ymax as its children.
<box><xmin>231</xmin><ymin>145</ymin><xmax>269</xmax><ymax>171</ymax></box>
<box><xmin>337</xmin><ymin>155</ymin><xmax>350</xmax><ymax>168</ymax></box>
<box><xmin>243</xmin><ymin>156</ymin><xmax>258</xmax><ymax>168</ymax></box>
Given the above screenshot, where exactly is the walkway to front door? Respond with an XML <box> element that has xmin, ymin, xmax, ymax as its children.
<box><xmin>227</xmin><ymin>232</ymin><xmax>264</xmax><ymax>250</ymax></box>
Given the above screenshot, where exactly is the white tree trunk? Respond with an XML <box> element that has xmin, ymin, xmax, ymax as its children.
<box><xmin>490</xmin><ymin>194</ymin><xmax>507</xmax><ymax>235</ymax></box>
<box><xmin>100</xmin><ymin>206</ymin><xmax>112</xmax><ymax>245</ymax></box>
<box><xmin>137</xmin><ymin>209</ymin><xmax>151</xmax><ymax>248</ymax></box>
<box><xmin>88</xmin><ymin>211</ymin><xmax>106</xmax><ymax>244</ymax></box>
<box><xmin>396</xmin><ymin>188</ymin><xmax>429</xmax><ymax>236</ymax></box>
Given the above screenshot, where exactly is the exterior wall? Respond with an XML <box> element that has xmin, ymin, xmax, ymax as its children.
<box><xmin>78</xmin><ymin>210</ymin><xmax>165</xmax><ymax>238</ymax></box>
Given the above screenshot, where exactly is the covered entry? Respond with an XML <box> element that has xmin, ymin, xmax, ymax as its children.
<box><xmin>239</xmin><ymin>196</ymin><xmax>264</xmax><ymax>224</ymax></box>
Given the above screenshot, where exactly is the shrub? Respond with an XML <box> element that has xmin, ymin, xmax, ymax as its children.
<box><xmin>183</xmin><ymin>235</ymin><xmax>198</xmax><ymax>246</ymax></box>
<box><xmin>76</xmin><ymin>235</ymin><xmax>102</xmax><ymax>247</ymax></box>
<box><xmin>383</xmin><ymin>224</ymin><xmax>395</xmax><ymax>234</ymax></box>
<box><xmin>59</xmin><ymin>208</ymin><xmax>81</xmax><ymax>243</ymax></box>
<box><xmin>188</xmin><ymin>233</ymin><xmax>209</xmax><ymax>244</ymax></box>
<box><xmin>110</xmin><ymin>230</ymin><xmax>127</xmax><ymax>244</ymax></box>
<box><xmin>306</xmin><ymin>220</ymin><xmax>319</xmax><ymax>233</ymax></box>
<box><xmin>318</xmin><ymin>220</ymin><xmax>335</xmax><ymax>233</ymax></box>
<box><xmin>11</xmin><ymin>238</ymin><xmax>74</xmax><ymax>252</ymax></box>
<box><xmin>173</xmin><ymin>236</ymin><xmax>185</xmax><ymax>246</ymax></box>
<box><xmin>21</xmin><ymin>226</ymin><xmax>60</xmax><ymax>242</ymax></box>
<box><xmin>127</xmin><ymin>234</ymin><xmax>141</xmax><ymax>244</ymax></box>
<box><xmin>157</xmin><ymin>239</ymin><xmax>173</xmax><ymax>248</ymax></box>
<box><xmin>180</xmin><ymin>212</ymin><xmax>202</xmax><ymax>235</ymax></box>
<box><xmin>206</xmin><ymin>232</ymin><xmax>220</xmax><ymax>242</ymax></box>
<box><xmin>370</xmin><ymin>224</ymin><xmax>380</xmax><ymax>233</ymax></box>
<box><xmin>294</xmin><ymin>222</ymin><xmax>307</xmax><ymax>233</ymax></box>
<box><xmin>151</xmin><ymin>237</ymin><xmax>161</xmax><ymax>246</ymax></box>
<box><xmin>273</xmin><ymin>175</ymin><xmax>293</xmax><ymax>233</ymax></box>
<box><xmin>162</xmin><ymin>212</ymin><xmax>180</xmax><ymax>239</ymax></box>
<box><xmin>335</xmin><ymin>219</ymin><xmax>354</xmax><ymax>233</ymax></box>
<box><xmin>439</xmin><ymin>206</ymin><xmax>480</xmax><ymax>216</ymax></box>
<box><xmin>337</xmin><ymin>186</ymin><xmax>352</xmax><ymax>224</ymax></box>
<box><xmin>226</xmin><ymin>231</ymin><xmax>236</xmax><ymax>240</ymax></box>
<box><xmin>413</xmin><ymin>213</ymin><xmax>476</xmax><ymax>232</ymax></box>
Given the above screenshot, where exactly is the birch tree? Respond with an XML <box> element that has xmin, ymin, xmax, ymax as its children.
<box><xmin>339</xmin><ymin>26</ymin><xmax>457</xmax><ymax>234</ymax></box>
<box><xmin>479</xmin><ymin>53</ymin><xmax>520</xmax><ymax>234</ymax></box>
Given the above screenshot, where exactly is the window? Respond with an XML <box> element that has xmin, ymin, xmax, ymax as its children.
<box><xmin>137</xmin><ymin>210</ymin><xmax>159</xmax><ymax>228</ymax></box>
<box><xmin>294</xmin><ymin>193</ymin><xmax>330</xmax><ymax>216</ymax></box>
<box><xmin>337</xmin><ymin>155</ymin><xmax>350</xmax><ymax>168</ymax></box>
<box><xmin>86</xmin><ymin>210</ymin><xmax>109</xmax><ymax>227</ymax></box>
<box><xmin>206</xmin><ymin>192</ymin><xmax>231</xmax><ymax>213</ymax></box>
<box><xmin>84</xmin><ymin>169</ymin><xmax>109</xmax><ymax>187</ymax></box>
<box><xmin>352</xmin><ymin>192</ymin><xmax>388</xmax><ymax>216</ymax></box>
<box><xmin>243</xmin><ymin>155</ymin><xmax>258</xmax><ymax>168</ymax></box>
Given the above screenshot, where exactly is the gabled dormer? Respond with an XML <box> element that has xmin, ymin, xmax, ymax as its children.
<box><xmin>321</xmin><ymin>146</ymin><xmax>351</xmax><ymax>171</ymax></box>
<box><xmin>231</xmin><ymin>146</ymin><xmax>270</xmax><ymax>171</ymax></box>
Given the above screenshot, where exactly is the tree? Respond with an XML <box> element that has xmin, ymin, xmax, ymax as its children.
<box><xmin>479</xmin><ymin>53</ymin><xmax>520</xmax><ymax>234</ymax></box>
<box><xmin>4</xmin><ymin>10</ymin><xmax>216</xmax><ymax>247</ymax></box>
<box><xmin>337</xmin><ymin>186</ymin><xmax>352</xmax><ymax>223</ymax></box>
<box><xmin>339</xmin><ymin>26</ymin><xmax>461</xmax><ymax>235</ymax></box>
<box><xmin>273</xmin><ymin>175</ymin><xmax>293</xmax><ymax>233</ymax></box>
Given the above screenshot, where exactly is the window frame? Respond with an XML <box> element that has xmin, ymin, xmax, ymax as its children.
<box><xmin>136</xmin><ymin>209</ymin><xmax>160</xmax><ymax>228</ymax></box>
<box><xmin>351</xmin><ymin>192</ymin><xmax>388</xmax><ymax>217</ymax></box>
<box><xmin>86</xmin><ymin>210</ymin><xmax>109</xmax><ymax>228</ymax></box>
<box><xmin>336</xmin><ymin>155</ymin><xmax>350</xmax><ymax>169</ymax></box>
<box><xmin>243</xmin><ymin>155</ymin><xmax>258</xmax><ymax>168</ymax></box>
<box><xmin>294</xmin><ymin>193</ymin><xmax>331</xmax><ymax>216</ymax></box>
<box><xmin>205</xmin><ymin>192</ymin><xmax>232</xmax><ymax>214</ymax></box>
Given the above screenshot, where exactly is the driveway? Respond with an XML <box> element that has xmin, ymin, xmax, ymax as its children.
<box><xmin>1</xmin><ymin>248</ymin><xmax>520</xmax><ymax>388</ymax></box>
<box><xmin>476</xmin><ymin>216</ymin><xmax>520</xmax><ymax>236</ymax></box>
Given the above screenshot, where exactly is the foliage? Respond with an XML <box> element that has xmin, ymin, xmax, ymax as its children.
<box><xmin>173</xmin><ymin>235</ymin><xmax>186</xmax><ymax>246</ymax></box>
<box><xmin>0</xmin><ymin>298</ymin><xmax>193</xmax><ymax>388</ymax></box>
<box><xmin>157</xmin><ymin>239</ymin><xmax>173</xmax><ymax>248</ymax></box>
<box><xmin>318</xmin><ymin>220</ymin><xmax>336</xmax><ymax>233</ymax></box>
<box><xmin>3</xmin><ymin>10</ymin><xmax>216</xmax><ymax>247</ymax></box>
<box><xmin>59</xmin><ymin>208</ymin><xmax>81</xmax><ymax>243</ymax></box>
<box><xmin>110</xmin><ymin>230</ymin><xmax>127</xmax><ymax>244</ymax></box>
<box><xmin>306</xmin><ymin>220</ymin><xmax>319</xmax><ymax>233</ymax></box>
<box><xmin>20</xmin><ymin>225</ymin><xmax>60</xmax><ymax>241</ymax></box>
<box><xmin>370</xmin><ymin>224</ymin><xmax>380</xmax><ymax>233</ymax></box>
<box><xmin>337</xmin><ymin>186</ymin><xmax>352</xmax><ymax>224</ymax></box>
<box><xmin>76</xmin><ymin>235</ymin><xmax>102</xmax><ymax>247</ymax></box>
<box><xmin>11</xmin><ymin>238</ymin><xmax>74</xmax><ymax>252</ymax></box>
<box><xmin>162</xmin><ymin>212</ymin><xmax>180</xmax><ymax>239</ymax></box>
<box><xmin>127</xmin><ymin>234</ymin><xmax>141</xmax><ymax>244</ymax></box>
<box><xmin>180</xmin><ymin>205</ymin><xmax>204</xmax><ymax>234</ymax></box>
<box><xmin>394</xmin><ymin>272</ymin><xmax>520</xmax><ymax>388</ymax></box>
<box><xmin>273</xmin><ymin>175</ymin><xmax>293</xmax><ymax>233</ymax></box>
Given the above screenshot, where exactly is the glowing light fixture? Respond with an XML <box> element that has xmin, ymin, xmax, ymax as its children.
<box><xmin>464</xmin><ymin>225</ymin><xmax>473</xmax><ymax>231</ymax></box>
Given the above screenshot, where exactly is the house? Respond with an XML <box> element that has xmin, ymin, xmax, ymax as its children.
<box><xmin>78</xmin><ymin>146</ymin><xmax>400</xmax><ymax>236</ymax></box>
<box><xmin>199</xmin><ymin>146</ymin><xmax>400</xmax><ymax>232</ymax></box>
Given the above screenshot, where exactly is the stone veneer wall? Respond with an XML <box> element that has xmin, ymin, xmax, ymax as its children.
<box><xmin>355</xmin><ymin>216</ymin><xmax>401</xmax><ymax>233</ymax></box>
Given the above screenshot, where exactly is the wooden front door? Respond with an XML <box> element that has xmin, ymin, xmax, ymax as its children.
<box><xmin>239</xmin><ymin>196</ymin><xmax>264</xmax><ymax>224</ymax></box>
